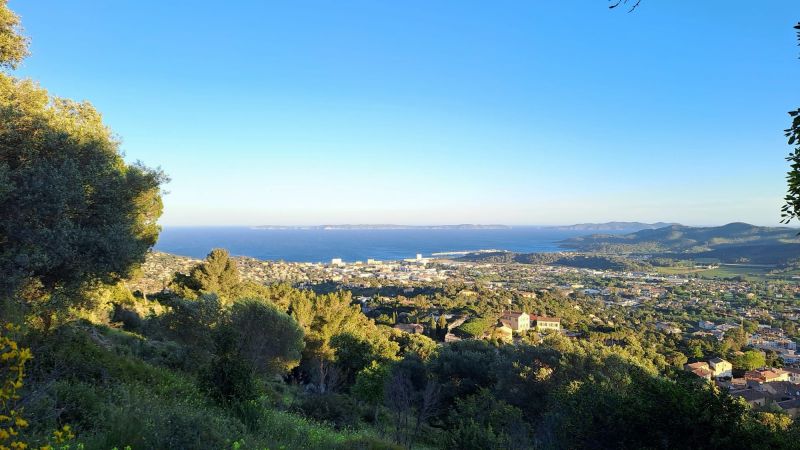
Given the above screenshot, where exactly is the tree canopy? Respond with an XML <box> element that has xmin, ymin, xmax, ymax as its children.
<box><xmin>782</xmin><ymin>23</ymin><xmax>800</xmax><ymax>223</ymax></box>
<box><xmin>0</xmin><ymin>75</ymin><xmax>166</xmax><ymax>323</ymax></box>
<box><xmin>0</xmin><ymin>0</ymin><xmax>27</xmax><ymax>69</ymax></box>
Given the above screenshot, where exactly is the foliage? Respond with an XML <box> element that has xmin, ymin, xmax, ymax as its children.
<box><xmin>289</xmin><ymin>290</ymin><xmax>396</xmax><ymax>392</ymax></box>
<box><xmin>782</xmin><ymin>23</ymin><xmax>800</xmax><ymax>224</ymax></box>
<box><xmin>169</xmin><ymin>249</ymin><xmax>240</xmax><ymax>302</ymax></box>
<box><xmin>352</xmin><ymin>360</ymin><xmax>390</xmax><ymax>421</ymax></box>
<box><xmin>444</xmin><ymin>390</ymin><xmax>531</xmax><ymax>450</ymax></box>
<box><xmin>293</xmin><ymin>392</ymin><xmax>359</xmax><ymax>429</ymax></box>
<box><xmin>0</xmin><ymin>324</ymin><xmax>32</xmax><ymax>450</ymax></box>
<box><xmin>0</xmin><ymin>73</ymin><xmax>166</xmax><ymax>325</ymax></box>
<box><xmin>389</xmin><ymin>330</ymin><xmax>437</xmax><ymax>360</ymax></box>
<box><xmin>456</xmin><ymin>317</ymin><xmax>492</xmax><ymax>338</ymax></box>
<box><xmin>154</xmin><ymin>294</ymin><xmax>222</xmax><ymax>369</ymax></box>
<box><xmin>0</xmin><ymin>0</ymin><xmax>27</xmax><ymax>70</ymax></box>
<box><xmin>21</xmin><ymin>322</ymin><xmax>398</xmax><ymax>449</ymax></box>
<box><xmin>332</xmin><ymin>332</ymin><xmax>399</xmax><ymax>386</ymax></box>
<box><xmin>228</xmin><ymin>298</ymin><xmax>304</xmax><ymax>377</ymax></box>
<box><xmin>539</xmin><ymin>370</ymin><xmax>780</xmax><ymax>449</ymax></box>
<box><xmin>732</xmin><ymin>350</ymin><xmax>767</xmax><ymax>371</ymax></box>
<box><xmin>201</xmin><ymin>327</ymin><xmax>260</xmax><ymax>404</ymax></box>
<box><xmin>1</xmin><ymin>324</ymin><xmax>75</xmax><ymax>450</ymax></box>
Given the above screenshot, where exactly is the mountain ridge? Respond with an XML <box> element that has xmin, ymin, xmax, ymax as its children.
<box><xmin>561</xmin><ymin>222</ymin><xmax>800</xmax><ymax>264</ymax></box>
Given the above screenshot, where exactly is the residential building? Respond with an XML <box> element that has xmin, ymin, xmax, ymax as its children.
<box><xmin>745</xmin><ymin>368</ymin><xmax>791</xmax><ymax>383</ymax></box>
<box><xmin>685</xmin><ymin>361</ymin><xmax>713</xmax><ymax>380</ymax></box>
<box><xmin>778</xmin><ymin>399</ymin><xmax>800</xmax><ymax>418</ymax></box>
<box><xmin>730</xmin><ymin>389</ymin><xmax>767</xmax><ymax>407</ymax></box>
<box><xmin>500</xmin><ymin>311</ymin><xmax>530</xmax><ymax>333</ymax></box>
<box><xmin>532</xmin><ymin>315</ymin><xmax>561</xmax><ymax>332</ymax></box>
<box><xmin>709</xmin><ymin>357</ymin><xmax>732</xmax><ymax>378</ymax></box>
<box><xmin>393</xmin><ymin>323</ymin><xmax>424</xmax><ymax>334</ymax></box>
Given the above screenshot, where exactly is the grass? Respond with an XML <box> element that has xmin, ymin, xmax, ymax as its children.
<box><xmin>653</xmin><ymin>264</ymin><xmax>789</xmax><ymax>281</ymax></box>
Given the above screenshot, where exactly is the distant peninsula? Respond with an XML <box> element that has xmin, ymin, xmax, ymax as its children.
<box><xmin>253</xmin><ymin>224</ymin><xmax>512</xmax><ymax>230</ymax></box>
<box><xmin>548</xmin><ymin>222</ymin><xmax>679</xmax><ymax>231</ymax></box>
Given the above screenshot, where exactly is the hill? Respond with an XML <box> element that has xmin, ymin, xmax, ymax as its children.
<box><xmin>457</xmin><ymin>251</ymin><xmax>649</xmax><ymax>271</ymax></box>
<box><xmin>560</xmin><ymin>222</ymin><xmax>800</xmax><ymax>264</ymax></box>
<box><xmin>548</xmin><ymin>222</ymin><xmax>679</xmax><ymax>231</ymax></box>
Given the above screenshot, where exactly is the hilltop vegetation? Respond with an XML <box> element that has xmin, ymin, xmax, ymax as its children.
<box><xmin>458</xmin><ymin>251</ymin><xmax>650</xmax><ymax>272</ymax></box>
<box><xmin>562</xmin><ymin>223</ymin><xmax>800</xmax><ymax>264</ymax></box>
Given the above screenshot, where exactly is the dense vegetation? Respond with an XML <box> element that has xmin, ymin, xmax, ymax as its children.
<box><xmin>2</xmin><ymin>2</ymin><xmax>800</xmax><ymax>448</ymax></box>
<box><xmin>459</xmin><ymin>251</ymin><xmax>650</xmax><ymax>271</ymax></box>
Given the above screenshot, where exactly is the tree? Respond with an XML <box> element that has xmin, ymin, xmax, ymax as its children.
<box><xmin>289</xmin><ymin>290</ymin><xmax>383</xmax><ymax>392</ymax></box>
<box><xmin>0</xmin><ymin>77</ymin><xmax>166</xmax><ymax>326</ymax></box>
<box><xmin>331</xmin><ymin>332</ymin><xmax>399</xmax><ymax>386</ymax></box>
<box><xmin>782</xmin><ymin>23</ymin><xmax>800</xmax><ymax>223</ymax></box>
<box><xmin>732</xmin><ymin>350</ymin><xmax>766</xmax><ymax>371</ymax></box>
<box><xmin>157</xmin><ymin>293</ymin><xmax>222</xmax><ymax>369</ymax></box>
<box><xmin>445</xmin><ymin>390</ymin><xmax>531</xmax><ymax>450</ymax></box>
<box><xmin>228</xmin><ymin>298</ymin><xmax>304</xmax><ymax>377</ymax></box>
<box><xmin>171</xmin><ymin>249</ymin><xmax>240</xmax><ymax>302</ymax></box>
<box><xmin>391</xmin><ymin>331</ymin><xmax>438</xmax><ymax>360</ymax></box>
<box><xmin>202</xmin><ymin>299</ymin><xmax>303</xmax><ymax>403</ymax></box>
<box><xmin>352</xmin><ymin>360</ymin><xmax>390</xmax><ymax>422</ymax></box>
<box><xmin>384</xmin><ymin>371</ymin><xmax>414</xmax><ymax>447</ymax></box>
<box><xmin>435</xmin><ymin>315</ymin><xmax>449</xmax><ymax>341</ymax></box>
<box><xmin>0</xmin><ymin>2</ymin><xmax>165</xmax><ymax>326</ymax></box>
<box><xmin>457</xmin><ymin>317</ymin><xmax>492</xmax><ymax>338</ymax></box>
<box><xmin>0</xmin><ymin>0</ymin><xmax>27</xmax><ymax>69</ymax></box>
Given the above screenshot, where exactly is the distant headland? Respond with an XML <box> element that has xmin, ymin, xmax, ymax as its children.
<box><xmin>547</xmin><ymin>222</ymin><xmax>680</xmax><ymax>231</ymax></box>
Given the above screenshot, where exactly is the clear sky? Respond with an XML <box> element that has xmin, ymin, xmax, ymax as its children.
<box><xmin>10</xmin><ymin>1</ymin><xmax>800</xmax><ymax>226</ymax></box>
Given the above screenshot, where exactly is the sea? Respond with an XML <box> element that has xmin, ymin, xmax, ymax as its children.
<box><xmin>153</xmin><ymin>226</ymin><xmax>632</xmax><ymax>263</ymax></box>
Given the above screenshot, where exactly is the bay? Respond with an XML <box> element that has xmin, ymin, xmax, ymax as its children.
<box><xmin>153</xmin><ymin>226</ymin><xmax>635</xmax><ymax>263</ymax></box>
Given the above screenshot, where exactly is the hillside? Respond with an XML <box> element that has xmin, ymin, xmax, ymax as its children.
<box><xmin>548</xmin><ymin>221</ymin><xmax>679</xmax><ymax>231</ymax></box>
<box><xmin>561</xmin><ymin>222</ymin><xmax>800</xmax><ymax>264</ymax></box>
<box><xmin>458</xmin><ymin>251</ymin><xmax>649</xmax><ymax>271</ymax></box>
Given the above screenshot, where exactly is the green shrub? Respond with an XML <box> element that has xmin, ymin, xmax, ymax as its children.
<box><xmin>294</xmin><ymin>392</ymin><xmax>360</xmax><ymax>429</ymax></box>
<box><xmin>456</xmin><ymin>317</ymin><xmax>492</xmax><ymax>338</ymax></box>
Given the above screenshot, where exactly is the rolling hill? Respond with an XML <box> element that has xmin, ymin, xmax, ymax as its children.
<box><xmin>560</xmin><ymin>222</ymin><xmax>800</xmax><ymax>264</ymax></box>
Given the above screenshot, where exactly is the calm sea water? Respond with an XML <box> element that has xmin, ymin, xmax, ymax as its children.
<box><xmin>154</xmin><ymin>227</ymin><xmax>626</xmax><ymax>263</ymax></box>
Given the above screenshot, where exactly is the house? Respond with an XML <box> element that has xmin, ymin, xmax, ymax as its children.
<box><xmin>784</xmin><ymin>368</ymin><xmax>800</xmax><ymax>384</ymax></box>
<box><xmin>698</xmin><ymin>320</ymin><xmax>716</xmax><ymax>330</ymax></box>
<box><xmin>754</xmin><ymin>380</ymin><xmax>800</xmax><ymax>400</ymax></box>
<box><xmin>685</xmin><ymin>361</ymin><xmax>710</xmax><ymax>372</ymax></box>
<box><xmin>731</xmin><ymin>389</ymin><xmax>767</xmax><ymax>407</ymax></box>
<box><xmin>393</xmin><ymin>323</ymin><xmax>424</xmax><ymax>334</ymax></box>
<box><xmin>499</xmin><ymin>311</ymin><xmax>530</xmax><ymax>333</ymax></box>
<box><xmin>729</xmin><ymin>378</ymin><xmax>748</xmax><ymax>390</ymax></box>
<box><xmin>444</xmin><ymin>333</ymin><xmax>462</xmax><ymax>343</ymax></box>
<box><xmin>656</xmin><ymin>322</ymin><xmax>681</xmax><ymax>334</ymax></box>
<box><xmin>778</xmin><ymin>398</ymin><xmax>800</xmax><ymax>418</ymax></box>
<box><xmin>685</xmin><ymin>362</ymin><xmax>713</xmax><ymax>380</ymax></box>
<box><xmin>745</xmin><ymin>369</ymin><xmax>791</xmax><ymax>383</ymax></box>
<box><xmin>532</xmin><ymin>315</ymin><xmax>561</xmax><ymax>332</ymax></box>
<box><xmin>709</xmin><ymin>357</ymin><xmax>733</xmax><ymax>378</ymax></box>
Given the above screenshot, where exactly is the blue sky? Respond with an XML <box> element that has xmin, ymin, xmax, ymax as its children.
<box><xmin>10</xmin><ymin>1</ymin><xmax>800</xmax><ymax>226</ymax></box>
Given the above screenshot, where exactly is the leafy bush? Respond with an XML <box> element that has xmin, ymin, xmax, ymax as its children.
<box><xmin>294</xmin><ymin>392</ymin><xmax>360</xmax><ymax>429</ymax></box>
<box><xmin>456</xmin><ymin>317</ymin><xmax>492</xmax><ymax>338</ymax></box>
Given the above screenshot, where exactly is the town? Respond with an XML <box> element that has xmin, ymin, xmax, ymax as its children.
<box><xmin>132</xmin><ymin>249</ymin><xmax>800</xmax><ymax>418</ymax></box>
